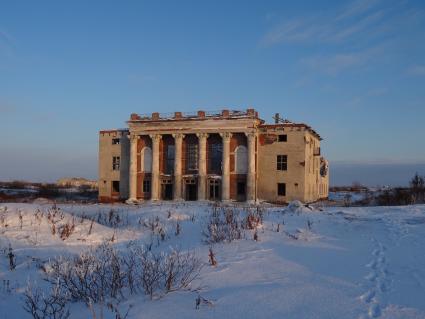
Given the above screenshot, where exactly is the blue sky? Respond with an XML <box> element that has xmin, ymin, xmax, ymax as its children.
<box><xmin>1</xmin><ymin>0</ymin><xmax>424</xmax><ymax>185</ymax></box>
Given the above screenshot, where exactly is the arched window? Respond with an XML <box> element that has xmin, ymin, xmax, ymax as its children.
<box><xmin>235</xmin><ymin>145</ymin><xmax>248</xmax><ymax>174</ymax></box>
<box><xmin>141</xmin><ymin>147</ymin><xmax>152</xmax><ymax>173</ymax></box>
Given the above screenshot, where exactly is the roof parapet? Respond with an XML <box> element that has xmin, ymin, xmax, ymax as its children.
<box><xmin>128</xmin><ymin>108</ymin><xmax>259</xmax><ymax>122</ymax></box>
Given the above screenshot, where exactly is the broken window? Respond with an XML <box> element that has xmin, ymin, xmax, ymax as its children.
<box><xmin>112</xmin><ymin>181</ymin><xmax>120</xmax><ymax>193</ymax></box>
<box><xmin>277</xmin><ymin>155</ymin><xmax>287</xmax><ymax>171</ymax></box>
<box><xmin>112</xmin><ymin>138</ymin><xmax>120</xmax><ymax>145</ymax></box>
<box><xmin>235</xmin><ymin>145</ymin><xmax>248</xmax><ymax>174</ymax></box>
<box><xmin>112</xmin><ymin>156</ymin><xmax>120</xmax><ymax>170</ymax></box>
<box><xmin>165</xmin><ymin>144</ymin><xmax>175</xmax><ymax>174</ymax></box>
<box><xmin>186</xmin><ymin>143</ymin><xmax>198</xmax><ymax>171</ymax></box>
<box><xmin>209</xmin><ymin>143</ymin><xmax>222</xmax><ymax>174</ymax></box>
<box><xmin>278</xmin><ymin>134</ymin><xmax>287</xmax><ymax>142</ymax></box>
<box><xmin>277</xmin><ymin>183</ymin><xmax>286</xmax><ymax>196</ymax></box>
<box><xmin>141</xmin><ymin>147</ymin><xmax>152</xmax><ymax>173</ymax></box>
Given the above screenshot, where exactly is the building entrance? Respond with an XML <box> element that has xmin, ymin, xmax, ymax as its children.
<box><xmin>184</xmin><ymin>178</ymin><xmax>197</xmax><ymax>201</ymax></box>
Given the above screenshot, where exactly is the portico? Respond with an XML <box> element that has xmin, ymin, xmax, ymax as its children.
<box><xmin>127</xmin><ymin>109</ymin><xmax>258</xmax><ymax>202</ymax></box>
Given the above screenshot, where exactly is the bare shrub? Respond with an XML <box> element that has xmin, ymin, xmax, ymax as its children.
<box><xmin>163</xmin><ymin>249</ymin><xmax>202</xmax><ymax>293</ymax></box>
<box><xmin>376</xmin><ymin>188</ymin><xmax>413</xmax><ymax>206</ymax></box>
<box><xmin>107</xmin><ymin>302</ymin><xmax>132</xmax><ymax>319</ymax></box>
<box><xmin>8</xmin><ymin>244</ymin><xmax>16</xmax><ymax>270</ymax></box>
<box><xmin>202</xmin><ymin>207</ymin><xmax>243</xmax><ymax>243</ymax></box>
<box><xmin>23</xmin><ymin>282</ymin><xmax>70</xmax><ymax>319</ymax></box>
<box><xmin>128</xmin><ymin>244</ymin><xmax>202</xmax><ymax>299</ymax></box>
<box><xmin>88</xmin><ymin>219</ymin><xmax>94</xmax><ymax>235</ymax></box>
<box><xmin>44</xmin><ymin>241</ymin><xmax>202</xmax><ymax>304</ymax></box>
<box><xmin>58</xmin><ymin>222</ymin><xmax>75</xmax><ymax>240</ymax></box>
<box><xmin>208</xmin><ymin>247</ymin><xmax>217</xmax><ymax>266</ymax></box>
<box><xmin>203</xmin><ymin>206</ymin><xmax>263</xmax><ymax>243</ymax></box>
<box><xmin>410</xmin><ymin>173</ymin><xmax>425</xmax><ymax>203</ymax></box>
<box><xmin>244</xmin><ymin>207</ymin><xmax>263</xmax><ymax>230</ymax></box>
<box><xmin>136</xmin><ymin>248</ymin><xmax>162</xmax><ymax>299</ymax></box>
<box><xmin>46</xmin><ymin>243</ymin><xmax>125</xmax><ymax>305</ymax></box>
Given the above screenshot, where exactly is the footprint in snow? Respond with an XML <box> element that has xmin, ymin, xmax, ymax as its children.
<box><xmin>360</xmin><ymin>290</ymin><xmax>375</xmax><ymax>303</ymax></box>
<box><xmin>365</xmin><ymin>272</ymin><xmax>378</xmax><ymax>282</ymax></box>
<box><xmin>368</xmin><ymin>302</ymin><xmax>381</xmax><ymax>318</ymax></box>
<box><xmin>377</xmin><ymin>281</ymin><xmax>388</xmax><ymax>293</ymax></box>
<box><xmin>366</xmin><ymin>260</ymin><xmax>377</xmax><ymax>269</ymax></box>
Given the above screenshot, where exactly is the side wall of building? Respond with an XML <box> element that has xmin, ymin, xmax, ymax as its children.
<box><xmin>304</xmin><ymin>131</ymin><xmax>330</xmax><ymax>201</ymax></box>
<box><xmin>257</xmin><ymin>127</ymin><xmax>307</xmax><ymax>203</ymax></box>
<box><xmin>98</xmin><ymin>130</ymin><xmax>130</xmax><ymax>202</ymax></box>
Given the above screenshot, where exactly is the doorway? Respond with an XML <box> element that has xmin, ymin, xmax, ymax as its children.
<box><xmin>161</xmin><ymin>178</ymin><xmax>173</xmax><ymax>200</ymax></box>
<box><xmin>209</xmin><ymin>180</ymin><xmax>220</xmax><ymax>201</ymax></box>
<box><xmin>237</xmin><ymin>181</ymin><xmax>246</xmax><ymax>201</ymax></box>
<box><xmin>162</xmin><ymin>184</ymin><xmax>173</xmax><ymax>200</ymax></box>
<box><xmin>185</xmin><ymin>179</ymin><xmax>197</xmax><ymax>201</ymax></box>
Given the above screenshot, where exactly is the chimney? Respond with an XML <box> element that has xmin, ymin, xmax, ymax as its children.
<box><xmin>152</xmin><ymin>112</ymin><xmax>160</xmax><ymax>120</ymax></box>
<box><xmin>221</xmin><ymin>109</ymin><xmax>230</xmax><ymax>118</ymax></box>
<box><xmin>174</xmin><ymin>112</ymin><xmax>182</xmax><ymax>119</ymax></box>
<box><xmin>274</xmin><ymin>113</ymin><xmax>280</xmax><ymax>124</ymax></box>
<box><xmin>197</xmin><ymin>110</ymin><xmax>206</xmax><ymax>118</ymax></box>
<box><xmin>130</xmin><ymin>113</ymin><xmax>140</xmax><ymax>120</ymax></box>
<box><xmin>247</xmin><ymin>108</ymin><xmax>255</xmax><ymax>116</ymax></box>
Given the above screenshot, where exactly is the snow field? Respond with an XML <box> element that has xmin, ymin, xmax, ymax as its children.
<box><xmin>0</xmin><ymin>202</ymin><xmax>425</xmax><ymax>319</ymax></box>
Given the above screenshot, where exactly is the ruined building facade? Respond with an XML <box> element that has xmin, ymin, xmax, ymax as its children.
<box><xmin>98</xmin><ymin>109</ymin><xmax>329</xmax><ymax>203</ymax></box>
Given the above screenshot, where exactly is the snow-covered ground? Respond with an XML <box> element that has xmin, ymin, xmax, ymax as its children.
<box><xmin>1</xmin><ymin>201</ymin><xmax>425</xmax><ymax>319</ymax></box>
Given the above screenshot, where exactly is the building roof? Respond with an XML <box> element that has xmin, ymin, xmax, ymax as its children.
<box><xmin>127</xmin><ymin>108</ymin><xmax>261</xmax><ymax>123</ymax></box>
<box><xmin>259</xmin><ymin>123</ymin><xmax>322</xmax><ymax>140</ymax></box>
<box><xmin>100</xmin><ymin>108</ymin><xmax>323</xmax><ymax>140</ymax></box>
<box><xmin>99</xmin><ymin>128</ymin><xmax>129</xmax><ymax>134</ymax></box>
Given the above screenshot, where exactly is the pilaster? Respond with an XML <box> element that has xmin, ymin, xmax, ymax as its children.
<box><xmin>246</xmin><ymin>132</ymin><xmax>256</xmax><ymax>201</ymax></box>
<box><xmin>197</xmin><ymin>133</ymin><xmax>209</xmax><ymax>200</ymax></box>
<box><xmin>220</xmin><ymin>132</ymin><xmax>232</xmax><ymax>200</ymax></box>
<box><xmin>128</xmin><ymin>134</ymin><xmax>138</xmax><ymax>202</ymax></box>
<box><xmin>150</xmin><ymin>134</ymin><xmax>161</xmax><ymax>200</ymax></box>
<box><xmin>172</xmin><ymin>133</ymin><xmax>184</xmax><ymax>200</ymax></box>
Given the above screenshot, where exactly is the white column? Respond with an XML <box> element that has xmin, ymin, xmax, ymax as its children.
<box><xmin>128</xmin><ymin>134</ymin><xmax>138</xmax><ymax>202</ymax></box>
<box><xmin>173</xmin><ymin>133</ymin><xmax>184</xmax><ymax>200</ymax></box>
<box><xmin>150</xmin><ymin>134</ymin><xmax>161</xmax><ymax>200</ymax></box>
<box><xmin>220</xmin><ymin>132</ymin><xmax>232</xmax><ymax>201</ymax></box>
<box><xmin>197</xmin><ymin>133</ymin><xmax>208</xmax><ymax>200</ymax></box>
<box><xmin>246</xmin><ymin>132</ymin><xmax>256</xmax><ymax>202</ymax></box>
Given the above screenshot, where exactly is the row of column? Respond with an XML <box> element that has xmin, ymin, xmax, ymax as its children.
<box><xmin>128</xmin><ymin>132</ymin><xmax>256</xmax><ymax>202</ymax></box>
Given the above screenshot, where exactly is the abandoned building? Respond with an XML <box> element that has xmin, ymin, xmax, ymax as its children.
<box><xmin>98</xmin><ymin>109</ymin><xmax>329</xmax><ymax>203</ymax></box>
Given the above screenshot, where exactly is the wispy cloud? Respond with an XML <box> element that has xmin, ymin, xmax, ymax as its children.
<box><xmin>367</xmin><ymin>87</ymin><xmax>388</xmax><ymax>97</ymax></box>
<box><xmin>335</xmin><ymin>0</ymin><xmax>381</xmax><ymax>21</ymax></box>
<box><xmin>406</xmin><ymin>65</ymin><xmax>425</xmax><ymax>76</ymax></box>
<box><xmin>261</xmin><ymin>0</ymin><xmax>387</xmax><ymax>46</ymax></box>
<box><xmin>0</xmin><ymin>28</ymin><xmax>15</xmax><ymax>58</ymax></box>
<box><xmin>0</xmin><ymin>29</ymin><xmax>14</xmax><ymax>43</ymax></box>
<box><xmin>300</xmin><ymin>44</ymin><xmax>384</xmax><ymax>76</ymax></box>
<box><xmin>262</xmin><ymin>0</ymin><xmax>425</xmax><ymax>79</ymax></box>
